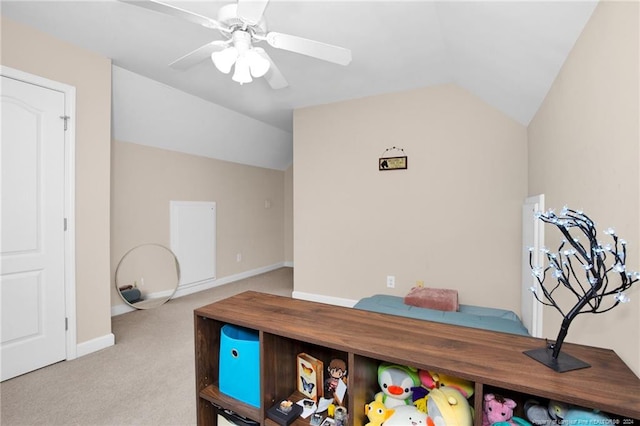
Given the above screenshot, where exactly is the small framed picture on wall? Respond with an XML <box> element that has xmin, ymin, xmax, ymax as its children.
<box><xmin>379</xmin><ymin>155</ymin><xmax>407</xmax><ymax>170</ymax></box>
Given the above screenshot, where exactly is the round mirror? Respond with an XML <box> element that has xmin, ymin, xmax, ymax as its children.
<box><xmin>115</xmin><ymin>243</ymin><xmax>180</xmax><ymax>309</ymax></box>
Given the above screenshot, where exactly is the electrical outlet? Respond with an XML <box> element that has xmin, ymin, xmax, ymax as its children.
<box><xmin>236</xmin><ymin>253</ymin><xmax>242</xmax><ymax>262</ymax></box>
<box><xmin>386</xmin><ymin>275</ymin><xmax>395</xmax><ymax>288</ymax></box>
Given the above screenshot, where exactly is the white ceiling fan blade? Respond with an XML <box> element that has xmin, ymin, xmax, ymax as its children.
<box><xmin>169</xmin><ymin>40</ymin><xmax>229</xmax><ymax>70</ymax></box>
<box><xmin>237</xmin><ymin>0</ymin><xmax>269</xmax><ymax>25</ymax></box>
<box><xmin>255</xmin><ymin>48</ymin><xmax>288</xmax><ymax>89</ymax></box>
<box><xmin>265</xmin><ymin>32</ymin><xmax>352</xmax><ymax>66</ymax></box>
<box><xmin>119</xmin><ymin>0</ymin><xmax>225</xmax><ymax>31</ymax></box>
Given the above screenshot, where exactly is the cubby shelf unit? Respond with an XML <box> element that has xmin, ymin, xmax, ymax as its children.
<box><xmin>194</xmin><ymin>291</ymin><xmax>640</xmax><ymax>425</ymax></box>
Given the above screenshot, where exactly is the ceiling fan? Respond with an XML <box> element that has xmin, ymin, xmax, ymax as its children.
<box><xmin>120</xmin><ymin>0</ymin><xmax>352</xmax><ymax>89</ymax></box>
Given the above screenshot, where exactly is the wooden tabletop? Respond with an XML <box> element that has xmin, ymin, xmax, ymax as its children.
<box><xmin>195</xmin><ymin>291</ymin><xmax>640</xmax><ymax>419</ymax></box>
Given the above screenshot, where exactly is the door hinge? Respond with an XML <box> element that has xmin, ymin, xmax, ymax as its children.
<box><xmin>60</xmin><ymin>115</ymin><xmax>70</xmax><ymax>131</ymax></box>
<box><xmin>64</xmin><ymin>218</ymin><xmax>68</xmax><ymax>231</ymax></box>
<box><xmin>65</xmin><ymin>317</ymin><xmax>68</xmax><ymax>331</ymax></box>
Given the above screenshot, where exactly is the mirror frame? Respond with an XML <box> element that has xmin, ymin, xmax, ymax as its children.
<box><xmin>115</xmin><ymin>243</ymin><xmax>180</xmax><ymax>309</ymax></box>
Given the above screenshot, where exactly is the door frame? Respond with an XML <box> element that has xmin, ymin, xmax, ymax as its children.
<box><xmin>522</xmin><ymin>194</ymin><xmax>544</xmax><ymax>338</ymax></box>
<box><xmin>1</xmin><ymin>66</ymin><xmax>77</xmax><ymax>360</ymax></box>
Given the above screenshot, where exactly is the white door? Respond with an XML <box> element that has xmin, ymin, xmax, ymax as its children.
<box><xmin>521</xmin><ymin>194</ymin><xmax>544</xmax><ymax>338</ymax></box>
<box><xmin>1</xmin><ymin>75</ymin><xmax>67</xmax><ymax>381</ymax></box>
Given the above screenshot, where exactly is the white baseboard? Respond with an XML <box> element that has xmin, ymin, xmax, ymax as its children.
<box><xmin>111</xmin><ymin>262</ymin><xmax>290</xmax><ymax>316</ymax></box>
<box><xmin>292</xmin><ymin>291</ymin><xmax>358</xmax><ymax>308</ymax></box>
<box><xmin>173</xmin><ymin>262</ymin><xmax>287</xmax><ymax>298</ymax></box>
<box><xmin>75</xmin><ymin>333</ymin><xmax>115</xmax><ymax>358</ymax></box>
<box><xmin>111</xmin><ymin>302</ymin><xmax>136</xmax><ymax>316</ymax></box>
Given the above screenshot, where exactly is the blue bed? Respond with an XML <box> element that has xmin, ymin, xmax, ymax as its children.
<box><xmin>354</xmin><ymin>294</ymin><xmax>530</xmax><ymax>336</ymax></box>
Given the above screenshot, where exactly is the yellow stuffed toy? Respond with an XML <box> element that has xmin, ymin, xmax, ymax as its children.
<box><xmin>420</xmin><ymin>370</ymin><xmax>474</xmax><ymax>398</ymax></box>
<box><xmin>412</xmin><ymin>369</ymin><xmax>475</xmax><ymax>416</ymax></box>
<box><xmin>427</xmin><ymin>387</ymin><xmax>473</xmax><ymax>426</ymax></box>
<box><xmin>365</xmin><ymin>393</ymin><xmax>395</xmax><ymax>426</ymax></box>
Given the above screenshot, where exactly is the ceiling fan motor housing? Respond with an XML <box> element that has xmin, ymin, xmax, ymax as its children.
<box><xmin>232</xmin><ymin>30</ymin><xmax>253</xmax><ymax>53</ymax></box>
<box><xmin>217</xmin><ymin>3</ymin><xmax>267</xmax><ymax>38</ymax></box>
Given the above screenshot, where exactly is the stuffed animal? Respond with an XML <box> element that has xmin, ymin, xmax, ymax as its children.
<box><xmin>418</xmin><ymin>370</ymin><xmax>475</xmax><ymax>398</ymax></box>
<box><xmin>523</xmin><ymin>400</ymin><xmax>547</xmax><ymax>425</ymax></box>
<box><xmin>483</xmin><ymin>393</ymin><xmax>517</xmax><ymax>426</ymax></box>
<box><xmin>427</xmin><ymin>386</ymin><xmax>473</xmax><ymax>426</ymax></box>
<box><xmin>365</xmin><ymin>393</ymin><xmax>395</xmax><ymax>426</ymax></box>
<box><xmin>412</xmin><ymin>369</ymin><xmax>475</xmax><ymax>414</ymax></box>
<box><xmin>547</xmin><ymin>399</ymin><xmax>569</xmax><ymax>422</ymax></box>
<box><xmin>376</xmin><ymin>363</ymin><xmax>421</xmax><ymax>408</ymax></box>
<box><xmin>495</xmin><ymin>418</ymin><xmax>532</xmax><ymax>426</ymax></box>
<box><xmin>384</xmin><ymin>404</ymin><xmax>428</xmax><ymax>426</ymax></box>
<box><xmin>563</xmin><ymin>407</ymin><xmax>610</xmax><ymax>424</ymax></box>
<box><xmin>412</xmin><ymin>388</ymin><xmax>429</xmax><ymax>414</ymax></box>
<box><xmin>524</xmin><ymin>399</ymin><xmax>566</xmax><ymax>425</ymax></box>
<box><xmin>524</xmin><ymin>399</ymin><xmax>610</xmax><ymax>425</ymax></box>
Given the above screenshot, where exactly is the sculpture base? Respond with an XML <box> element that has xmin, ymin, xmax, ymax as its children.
<box><xmin>524</xmin><ymin>347</ymin><xmax>591</xmax><ymax>373</ymax></box>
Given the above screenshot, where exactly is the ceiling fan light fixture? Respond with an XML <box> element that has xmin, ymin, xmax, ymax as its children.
<box><xmin>246</xmin><ymin>48</ymin><xmax>270</xmax><ymax>78</ymax></box>
<box><xmin>211</xmin><ymin>46</ymin><xmax>238</xmax><ymax>74</ymax></box>
<box><xmin>232</xmin><ymin>56</ymin><xmax>253</xmax><ymax>85</ymax></box>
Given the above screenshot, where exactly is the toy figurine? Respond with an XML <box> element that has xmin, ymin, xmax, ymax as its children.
<box><xmin>325</xmin><ymin>358</ymin><xmax>348</xmax><ymax>400</ymax></box>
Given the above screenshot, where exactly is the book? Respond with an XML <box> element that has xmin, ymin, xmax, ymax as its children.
<box><xmin>296</xmin><ymin>352</ymin><xmax>323</xmax><ymax>401</ymax></box>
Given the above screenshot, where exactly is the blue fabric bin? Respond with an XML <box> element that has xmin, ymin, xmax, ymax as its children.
<box><xmin>219</xmin><ymin>324</ymin><xmax>260</xmax><ymax>408</ymax></box>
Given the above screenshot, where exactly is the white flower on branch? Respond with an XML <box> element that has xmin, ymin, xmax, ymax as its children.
<box><xmin>615</xmin><ymin>292</ymin><xmax>630</xmax><ymax>303</ymax></box>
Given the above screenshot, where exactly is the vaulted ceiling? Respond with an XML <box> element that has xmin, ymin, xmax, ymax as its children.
<box><xmin>2</xmin><ymin>0</ymin><xmax>598</xmax><ymax>169</ymax></box>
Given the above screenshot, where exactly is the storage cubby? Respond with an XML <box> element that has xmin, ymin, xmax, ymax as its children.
<box><xmin>194</xmin><ymin>316</ymin><xmax>261</xmax><ymax>424</ymax></box>
<box><xmin>194</xmin><ymin>291</ymin><xmax>640</xmax><ymax>425</ymax></box>
<box><xmin>480</xmin><ymin>385</ymin><xmax>629</xmax><ymax>426</ymax></box>
<box><xmin>262</xmin><ymin>334</ymin><xmax>349</xmax><ymax>426</ymax></box>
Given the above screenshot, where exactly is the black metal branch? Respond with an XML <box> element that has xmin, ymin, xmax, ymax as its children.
<box><xmin>529</xmin><ymin>207</ymin><xmax>638</xmax><ymax>361</ymax></box>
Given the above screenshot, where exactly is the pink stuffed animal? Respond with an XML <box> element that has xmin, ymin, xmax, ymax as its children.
<box><xmin>483</xmin><ymin>393</ymin><xmax>518</xmax><ymax>426</ymax></box>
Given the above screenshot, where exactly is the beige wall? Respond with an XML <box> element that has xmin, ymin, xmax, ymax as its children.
<box><xmin>110</xmin><ymin>141</ymin><xmax>286</xmax><ymax>307</ymax></box>
<box><xmin>294</xmin><ymin>84</ymin><xmax>528</xmax><ymax>308</ymax></box>
<box><xmin>528</xmin><ymin>1</ymin><xmax>639</xmax><ymax>375</ymax></box>
<box><xmin>1</xmin><ymin>17</ymin><xmax>112</xmax><ymax>345</ymax></box>
<box><xmin>284</xmin><ymin>165</ymin><xmax>294</xmax><ymax>264</ymax></box>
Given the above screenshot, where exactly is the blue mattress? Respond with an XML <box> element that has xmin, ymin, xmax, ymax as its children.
<box><xmin>354</xmin><ymin>294</ymin><xmax>530</xmax><ymax>336</ymax></box>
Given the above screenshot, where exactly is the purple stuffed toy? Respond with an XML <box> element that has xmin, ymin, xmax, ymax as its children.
<box><xmin>483</xmin><ymin>393</ymin><xmax>518</xmax><ymax>426</ymax></box>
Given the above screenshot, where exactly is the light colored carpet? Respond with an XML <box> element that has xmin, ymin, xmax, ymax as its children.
<box><xmin>0</xmin><ymin>267</ymin><xmax>293</xmax><ymax>426</ymax></box>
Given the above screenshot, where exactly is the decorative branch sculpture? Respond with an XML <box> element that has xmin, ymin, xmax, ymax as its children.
<box><xmin>525</xmin><ymin>206</ymin><xmax>639</xmax><ymax>372</ymax></box>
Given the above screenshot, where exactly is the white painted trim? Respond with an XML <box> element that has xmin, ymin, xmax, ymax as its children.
<box><xmin>64</xmin><ymin>84</ymin><xmax>77</xmax><ymax>360</ymax></box>
<box><xmin>292</xmin><ymin>291</ymin><xmax>359</xmax><ymax>308</ymax></box>
<box><xmin>174</xmin><ymin>262</ymin><xmax>286</xmax><ymax>298</ymax></box>
<box><xmin>172</xmin><ymin>276</ymin><xmax>218</xmax><ymax>298</ymax></box>
<box><xmin>110</xmin><ymin>262</ymin><xmax>289</xmax><ymax>316</ymax></box>
<box><xmin>76</xmin><ymin>333</ymin><xmax>115</xmax><ymax>358</ymax></box>
<box><xmin>522</xmin><ymin>194</ymin><xmax>545</xmax><ymax>338</ymax></box>
<box><xmin>111</xmin><ymin>303</ymin><xmax>136</xmax><ymax>317</ymax></box>
<box><xmin>284</xmin><ymin>261</ymin><xmax>294</xmax><ymax>268</ymax></box>
<box><xmin>0</xmin><ymin>66</ymin><xmax>78</xmax><ymax>360</ymax></box>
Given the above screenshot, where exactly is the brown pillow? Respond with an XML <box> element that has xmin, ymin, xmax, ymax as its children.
<box><xmin>404</xmin><ymin>287</ymin><xmax>459</xmax><ymax>311</ymax></box>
